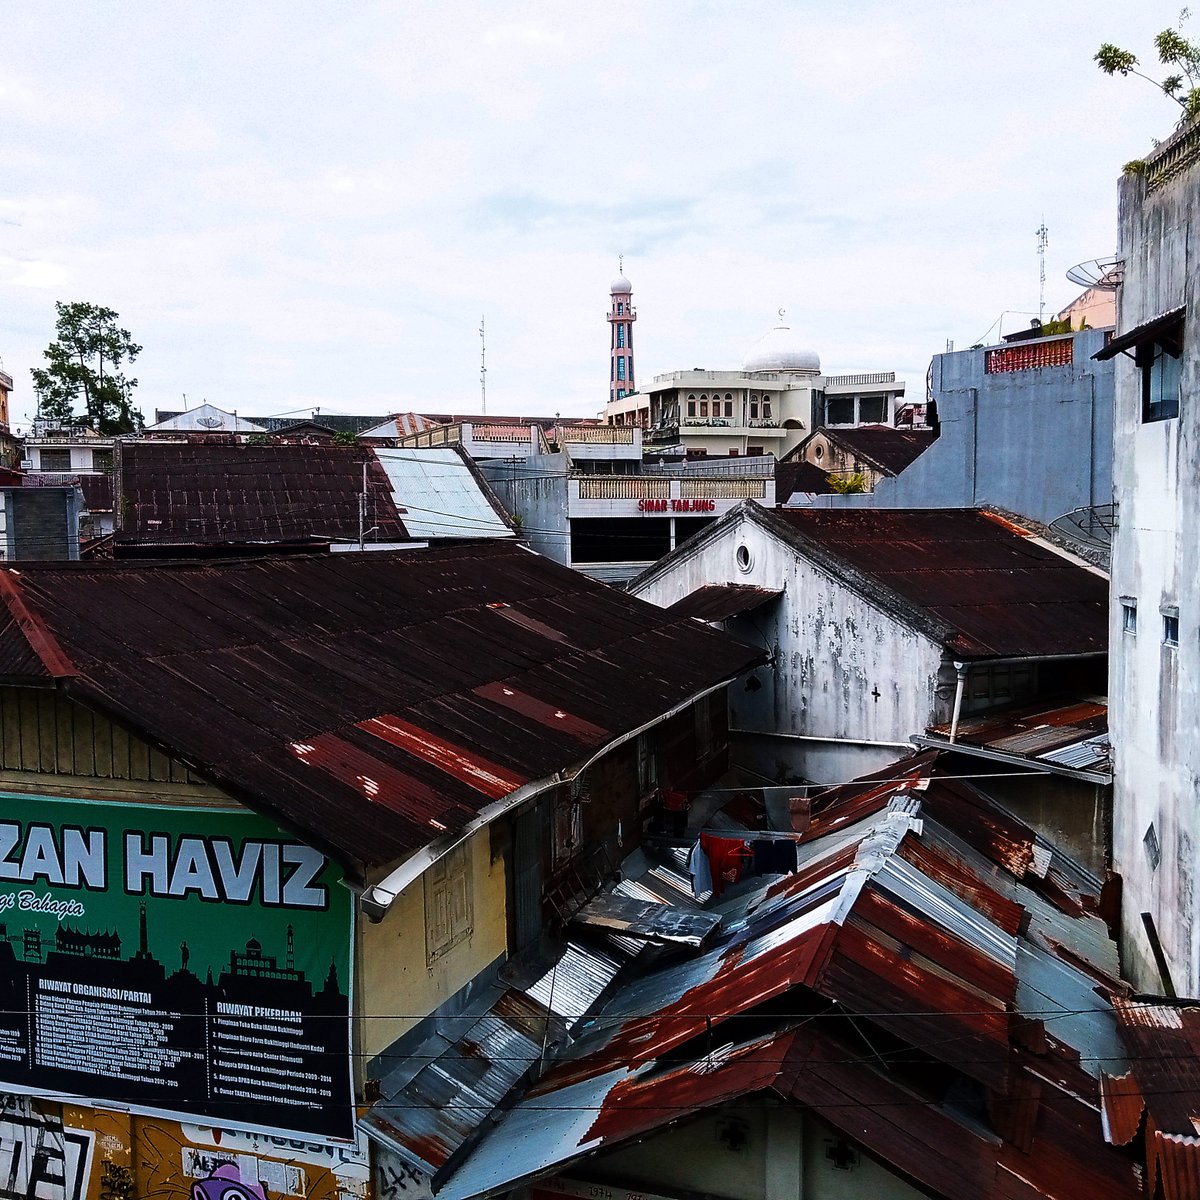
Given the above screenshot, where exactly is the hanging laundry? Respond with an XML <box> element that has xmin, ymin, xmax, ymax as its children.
<box><xmin>700</xmin><ymin>832</ymin><xmax>751</xmax><ymax>897</ymax></box>
<box><xmin>688</xmin><ymin>839</ymin><xmax>714</xmax><ymax>899</ymax></box>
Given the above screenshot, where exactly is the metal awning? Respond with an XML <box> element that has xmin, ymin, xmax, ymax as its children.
<box><xmin>1093</xmin><ymin>305</ymin><xmax>1186</xmax><ymax>360</ymax></box>
<box><xmin>667</xmin><ymin>584</ymin><xmax>783</xmax><ymax>622</ymax></box>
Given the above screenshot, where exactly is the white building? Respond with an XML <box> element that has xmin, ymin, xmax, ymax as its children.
<box><xmin>22</xmin><ymin>417</ymin><xmax>113</xmax><ymax>475</ymax></box>
<box><xmin>1103</xmin><ymin>120</ymin><xmax>1200</xmax><ymax>995</ymax></box>
<box><xmin>608</xmin><ymin>322</ymin><xmax>906</xmax><ymax>461</ymax></box>
<box><xmin>631</xmin><ymin>502</ymin><xmax>1109</xmax><ymax>788</ymax></box>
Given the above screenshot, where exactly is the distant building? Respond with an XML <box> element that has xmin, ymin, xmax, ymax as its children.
<box><xmin>609</xmin><ymin>320</ymin><xmax>906</xmax><ymax>461</ymax></box>
<box><xmin>783</xmin><ymin>425</ymin><xmax>936</xmax><ymax>496</ymax></box>
<box><xmin>144</xmin><ymin>404</ymin><xmax>268</xmax><ymax>437</ymax></box>
<box><xmin>22</xmin><ymin>417</ymin><xmax>113</xmax><ymax>477</ymax></box>
<box><xmin>807</xmin><ymin>325</ymin><xmax>1114</xmax><ymax>526</ymax></box>
<box><xmin>608</xmin><ymin>269</ymin><xmax>637</xmax><ymax>408</ymax></box>
<box><xmin>1104</xmin><ymin>120</ymin><xmax>1200</xmax><ymax>996</ymax></box>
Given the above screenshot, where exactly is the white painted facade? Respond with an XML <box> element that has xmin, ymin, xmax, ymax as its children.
<box><xmin>1109</xmin><ymin>122</ymin><xmax>1200</xmax><ymax>994</ymax></box>
<box><xmin>631</xmin><ymin>503</ymin><xmax>951</xmax><ymax>784</ymax></box>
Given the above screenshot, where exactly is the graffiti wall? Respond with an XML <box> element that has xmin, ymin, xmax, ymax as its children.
<box><xmin>0</xmin><ymin>1097</ymin><xmax>371</xmax><ymax>1200</ymax></box>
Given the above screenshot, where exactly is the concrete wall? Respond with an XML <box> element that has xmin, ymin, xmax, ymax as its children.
<box><xmin>632</xmin><ymin>508</ymin><xmax>949</xmax><ymax>785</ymax></box>
<box><xmin>813</xmin><ymin>327</ymin><xmax>1113</xmax><ymax>525</ymax></box>
<box><xmin>480</xmin><ymin>453</ymin><xmax>572</xmax><ymax>565</ymax></box>
<box><xmin>1110</xmin><ymin>125</ymin><xmax>1200</xmax><ymax>994</ymax></box>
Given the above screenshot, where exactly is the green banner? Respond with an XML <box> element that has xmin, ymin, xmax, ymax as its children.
<box><xmin>0</xmin><ymin>793</ymin><xmax>354</xmax><ymax>1141</ymax></box>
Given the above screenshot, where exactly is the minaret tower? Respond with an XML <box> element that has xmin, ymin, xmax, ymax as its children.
<box><xmin>608</xmin><ymin>259</ymin><xmax>636</xmax><ymax>407</ymax></box>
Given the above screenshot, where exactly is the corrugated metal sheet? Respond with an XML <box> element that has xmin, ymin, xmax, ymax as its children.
<box><xmin>925</xmin><ymin>699</ymin><xmax>1111</xmax><ymax>781</ymax></box>
<box><xmin>115</xmin><ymin>440</ymin><xmax>409</xmax><ymax>544</ymax></box>
<box><xmin>770</xmin><ymin>507</ymin><xmax>1109</xmax><ymax>658</ymax></box>
<box><xmin>570</xmin><ymin>892</ymin><xmax>721</xmax><ymax>947</ymax></box>
<box><xmin>666</xmin><ymin>584</ymin><xmax>783</xmax><ymax>622</ymax></box>
<box><xmin>0</xmin><ymin>544</ymin><xmax>764</xmax><ymax>869</ymax></box>
<box><xmin>374</xmin><ymin>446</ymin><xmax>514</xmax><ymax>540</ymax></box>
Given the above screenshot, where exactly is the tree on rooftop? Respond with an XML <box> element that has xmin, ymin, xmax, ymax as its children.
<box><xmin>1096</xmin><ymin>9</ymin><xmax>1200</xmax><ymax>121</ymax></box>
<box><xmin>31</xmin><ymin>301</ymin><xmax>144</xmax><ymax>434</ymax></box>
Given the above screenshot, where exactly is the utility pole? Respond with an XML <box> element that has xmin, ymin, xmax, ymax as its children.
<box><xmin>359</xmin><ymin>459</ymin><xmax>367</xmax><ymax>551</ymax></box>
<box><xmin>1037</xmin><ymin>221</ymin><xmax>1049</xmax><ymax>323</ymax></box>
<box><xmin>479</xmin><ymin>316</ymin><xmax>487</xmax><ymax>415</ymax></box>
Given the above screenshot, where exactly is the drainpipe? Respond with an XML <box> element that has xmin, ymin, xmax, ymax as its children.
<box><xmin>948</xmin><ymin>661</ymin><xmax>968</xmax><ymax>743</ymax></box>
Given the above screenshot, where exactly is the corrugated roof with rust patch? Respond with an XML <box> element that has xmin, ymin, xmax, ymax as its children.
<box><xmin>921</xmin><ymin>698</ymin><xmax>1111</xmax><ymax>782</ymax></box>
<box><xmin>666</xmin><ymin>584</ymin><xmax>782</xmax><ymax>622</ymax></box>
<box><xmin>115</xmin><ymin>441</ymin><xmax>409</xmax><ymax>544</ymax></box>
<box><xmin>0</xmin><ymin>543</ymin><xmax>764</xmax><ymax>872</ymax></box>
<box><xmin>806</xmin><ymin>424</ymin><xmax>938</xmax><ymax>475</ymax></box>
<box><xmin>768</xmin><ymin>506</ymin><xmax>1109</xmax><ymax>658</ymax></box>
<box><xmin>373</xmin><ymin>751</ymin><xmax>1137</xmax><ymax>1200</ymax></box>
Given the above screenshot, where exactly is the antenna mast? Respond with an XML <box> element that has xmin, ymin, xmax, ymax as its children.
<box><xmin>479</xmin><ymin>316</ymin><xmax>487</xmax><ymax>415</ymax></box>
<box><xmin>1036</xmin><ymin>220</ymin><xmax>1048</xmax><ymax>322</ymax></box>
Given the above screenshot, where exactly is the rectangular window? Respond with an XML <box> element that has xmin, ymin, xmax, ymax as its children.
<box><xmin>750</xmin><ymin>400</ymin><xmax>759</xmax><ymax>419</ymax></box>
<box><xmin>964</xmin><ymin>662</ymin><xmax>1037</xmax><ymax>714</ymax></box>
<box><xmin>687</xmin><ymin>400</ymin><xmax>696</xmax><ymax>417</ymax></box>
<box><xmin>699</xmin><ymin>400</ymin><xmax>708</xmax><ymax>417</ymax></box>
<box><xmin>38</xmin><ymin>449</ymin><xmax>72</xmax><ymax>472</ymax></box>
<box><xmin>858</xmin><ymin>395</ymin><xmax>886</xmax><ymax>423</ymax></box>
<box><xmin>1163</xmin><ymin>611</ymin><xmax>1179</xmax><ymax>646</ymax></box>
<box><xmin>1121</xmin><ymin>598</ymin><xmax>1137</xmax><ymax>634</ymax></box>
<box><xmin>617</xmin><ymin>302</ymin><xmax>624</xmax><ymax>315</ymax></box>
<box><xmin>724</xmin><ymin>401</ymin><xmax>733</xmax><ymax>417</ymax></box>
<box><xmin>1141</xmin><ymin>343</ymin><xmax>1181</xmax><ymax>422</ymax></box>
<box><xmin>425</xmin><ymin>842</ymin><xmax>473</xmax><ymax>963</ymax></box>
<box><xmin>91</xmin><ymin>449</ymin><xmax>114</xmax><ymax>472</ymax></box>
<box><xmin>762</xmin><ymin>400</ymin><xmax>772</xmax><ymax>420</ymax></box>
<box><xmin>617</xmin><ymin>324</ymin><xmax>625</xmax><ymax>348</ymax></box>
<box><xmin>617</xmin><ymin>356</ymin><xmax>626</xmax><ymax>380</ymax></box>
<box><xmin>826</xmin><ymin>396</ymin><xmax>855</xmax><ymax>424</ymax></box>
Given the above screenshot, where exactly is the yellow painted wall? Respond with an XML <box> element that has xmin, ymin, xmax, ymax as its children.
<box><xmin>358</xmin><ymin>825</ymin><xmax>508</xmax><ymax>1062</ymax></box>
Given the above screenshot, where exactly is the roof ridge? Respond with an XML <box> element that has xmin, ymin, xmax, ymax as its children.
<box><xmin>0</xmin><ymin>570</ymin><xmax>78</xmax><ymax>678</ymax></box>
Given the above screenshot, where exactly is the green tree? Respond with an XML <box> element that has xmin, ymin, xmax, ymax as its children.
<box><xmin>1096</xmin><ymin>10</ymin><xmax>1200</xmax><ymax>121</ymax></box>
<box><xmin>30</xmin><ymin>301</ymin><xmax>144</xmax><ymax>434</ymax></box>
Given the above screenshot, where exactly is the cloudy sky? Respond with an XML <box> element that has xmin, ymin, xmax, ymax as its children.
<box><xmin>0</xmin><ymin>2</ymin><xmax>1187</xmax><ymax>428</ymax></box>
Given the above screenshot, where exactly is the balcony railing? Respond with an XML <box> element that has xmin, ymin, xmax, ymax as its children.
<box><xmin>680</xmin><ymin>478</ymin><xmax>766</xmax><ymax>499</ymax></box>
<box><xmin>823</xmin><ymin>371</ymin><xmax>896</xmax><ymax>387</ymax></box>
<box><xmin>557</xmin><ymin>425</ymin><xmax>635</xmax><ymax>444</ymax></box>
<box><xmin>578</xmin><ymin>477</ymin><xmax>670</xmax><ymax>500</ymax></box>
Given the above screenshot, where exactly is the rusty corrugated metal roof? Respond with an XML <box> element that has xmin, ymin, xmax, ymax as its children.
<box><xmin>0</xmin><ymin>543</ymin><xmax>764</xmax><ymax>870</ymax></box>
<box><xmin>766</xmin><ymin>506</ymin><xmax>1109</xmax><ymax>659</ymax></box>
<box><xmin>371</xmin><ymin>752</ymin><xmax>1138</xmax><ymax>1200</ymax></box>
<box><xmin>922</xmin><ymin>698</ymin><xmax>1112</xmax><ymax>782</ymax></box>
<box><xmin>115</xmin><ymin>440</ymin><xmax>409</xmax><ymax>544</ymax></box>
<box><xmin>665</xmin><ymin>584</ymin><xmax>782</xmax><ymax>622</ymax></box>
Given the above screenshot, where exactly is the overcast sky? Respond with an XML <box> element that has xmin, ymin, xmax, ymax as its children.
<box><xmin>0</xmin><ymin>2</ymin><xmax>1187</xmax><ymax>428</ymax></box>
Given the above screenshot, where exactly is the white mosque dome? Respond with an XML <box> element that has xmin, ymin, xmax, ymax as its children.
<box><xmin>742</xmin><ymin>324</ymin><xmax>820</xmax><ymax>374</ymax></box>
<box><xmin>611</xmin><ymin>275</ymin><xmax>633</xmax><ymax>294</ymax></box>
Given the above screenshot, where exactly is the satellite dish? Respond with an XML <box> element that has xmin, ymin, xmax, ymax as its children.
<box><xmin>197</xmin><ymin>416</ymin><xmax>223</xmax><ymax>429</ymax></box>
<box><xmin>1048</xmin><ymin>504</ymin><xmax>1115</xmax><ymax>568</ymax></box>
<box><xmin>1066</xmin><ymin>256</ymin><xmax>1123</xmax><ymax>291</ymax></box>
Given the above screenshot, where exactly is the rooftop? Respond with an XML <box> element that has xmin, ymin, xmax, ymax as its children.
<box><xmin>367</xmin><ymin>750</ymin><xmax>1139</xmax><ymax>1200</ymax></box>
<box><xmin>769</xmin><ymin>506</ymin><xmax>1109</xmax><ymax>659</ymax></box>
<box><xmin>800</xmin><ymin>424</ymin><xmax>938</xmax><ymax>476</ymax></box>
<box><xmin>115</xmin><ymin>441</ymin><xmax>408</xmax><ymax>545</ymax></box>
<box><xmin>0</xmin><ymin>543</ymin><xmax>763</xmax><ymax>872</ymax></box>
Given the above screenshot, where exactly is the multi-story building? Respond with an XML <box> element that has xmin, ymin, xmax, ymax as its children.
<box><xmin>22</xmin><ymin>416</ymin><xmax>114</xmax><ymax>476</ymax></box>
<box><xmin>609</xmin><ymin>320</ymin><xmax>905</xmax><ymax>460</ymax></box>
<box><xmin>1104</xmin><ymin>120</ymin><xmax>1200</xmax><ymax>996</ymax></box>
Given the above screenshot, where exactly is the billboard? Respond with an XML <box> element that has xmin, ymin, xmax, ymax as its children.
<box><xmin>0</xmin><ymin>793</ymin><xmax>354</xmax><ymax>1141</ymax></box>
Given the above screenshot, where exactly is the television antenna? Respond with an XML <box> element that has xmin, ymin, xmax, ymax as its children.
<box><xmin>1036</xmin><ymin>221</ymin><xmax>1048</xmax><ymax>322</ymax></box>
<box><xmin>479</xmin><ymin>316</ymin><xmax>487</xmax><ymax>415</ymax></box>
<box><xmin>1066</xmin><ymin>256</ymin><xmax>1124</xmax><ymax>291</ymax></box>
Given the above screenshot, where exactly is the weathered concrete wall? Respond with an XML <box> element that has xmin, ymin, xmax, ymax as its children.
<box><xmin>814</xmin><ymin>328</ymin><xmax>1113</xmax><ymax>525</ymax></box>
<box><xmin>480</xmin><ymin>453</ymin><xmax>570</xmax><ymax>565</ymax></box>
<box><xmin>1110</xmin><ymin>125</ymin><xmax>1200</xmax><ymax>994</ymax></box>
<box><xmin>632</xmin><ymin>507</ymin><xmax>949</xmax><ymax>785</ymax></box>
